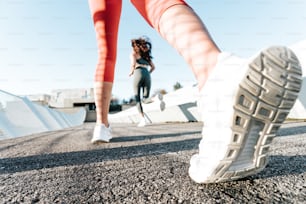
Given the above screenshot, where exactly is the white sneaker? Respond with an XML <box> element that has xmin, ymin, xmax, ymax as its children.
<box><xmin>142</xmin><ymin>97</ymin><xmax>154</xmax><ymax>104</ymax></box>
<box><xmin>189</xmin><ymin>46</ymin><xmax>302</xmax><ymax>183</ymax></box>
<box><xmin>91</xmin><ymin>124</ymin><xmax>112</xmax><ymax>144</ymax></box>
<box><xmin>138</xmin><ymin>117</ymin><xmax>148</xmax><ymax>127</ymax></box>
<box><xmin>158</xmin><ymin>93</ymin><xmax>166</xmax><ymax>111</ymax></box>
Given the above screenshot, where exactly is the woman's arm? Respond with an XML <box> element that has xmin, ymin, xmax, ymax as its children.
<box><xmin>149</xmin><ymin>60</ymin><xmax>155</xmax><ymax>73</ymax></box>
<box><xmin>129</xmin><ymin>52</ymin><xmax>137</xmax><ymax>76</ymax></box>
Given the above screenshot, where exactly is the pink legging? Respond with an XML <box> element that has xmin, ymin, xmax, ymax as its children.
<box><xmin>88</xmin><ymin>0</ymin><xmax>187</xmax><ymax>82</ymax></box>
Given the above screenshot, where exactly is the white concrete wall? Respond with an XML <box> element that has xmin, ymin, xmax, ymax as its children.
<box><xmin>289</xmin><ymin>40</ymin><xmax>306</xmax><ymax>119</ymax></box>
<box><xmin>109</xmin><ymin>85</ymin><xmax>201</xmax><ymax>123</ymax></box>
<box><xmin>0</xmin><ymin>90</ymin><xmax>86</xmax><ymax>140</ymax></box>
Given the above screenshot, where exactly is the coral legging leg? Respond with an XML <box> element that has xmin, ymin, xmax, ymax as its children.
<box><xmin>131</xmin><ymin>0</ymin><xmax>187</xmax><ymax>31</ymax></box>
<box><xmin>88</xmin><ymin>0</ymin><xmax>122</xmax><ymax>126</ymax></box>
<box><xmin>88</xmin><ymin>0</ymin><xmax>121</xmax><ymax>82</ymax></box>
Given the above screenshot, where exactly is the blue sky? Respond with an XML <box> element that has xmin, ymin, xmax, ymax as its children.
<box><xmin>1</xmin><ymin>0</ymin><xmax>306</xmax><ymax>100</ymax></box>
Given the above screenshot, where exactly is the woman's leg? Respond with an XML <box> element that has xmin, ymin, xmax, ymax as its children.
<box><xmin>142</xmin><ymin>69</ymin><xmax>151</xmax><ymax>100</ymax></box>
<box><xmin>158</xmin><ymin>5</ymin><xmax>220</xmax><ymax>90</ymax></box>
<box><xmin>88</xmin><ymin>0</ymin><xmax>122</xmax><ymax>127</ymax></box>
<box><xmin>133</xmin><ymin>69</ymin><xmax>144</xmax><ymax>116</ymax></box>
<box><xmin>131</xmin><ymin>0</ymin><xmax>220</xmax><ymax>90</ymax></box>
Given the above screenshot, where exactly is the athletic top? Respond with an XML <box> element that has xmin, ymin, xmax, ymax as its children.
<box><xmin>135</xmin><ymin>57</ymin><xmax>150</xmax><ymax>68</ymax></box>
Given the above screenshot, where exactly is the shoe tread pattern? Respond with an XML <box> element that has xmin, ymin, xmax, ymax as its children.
<box><xmin>209</xmin><ymin>46</ymin><xmax>302</xmax><ymax>183</ymax></box>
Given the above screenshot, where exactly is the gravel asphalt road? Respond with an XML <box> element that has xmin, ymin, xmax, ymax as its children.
<box><xmin>0</xmin><ymin>122</ymin><xmax>305</xmax><ymax>203</ymax></box>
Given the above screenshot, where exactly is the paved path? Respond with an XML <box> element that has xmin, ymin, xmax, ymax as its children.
<box><xmin>0</xmin><ymin>122</ymin><xmax>305</xmax><ymax>203</ymax></box>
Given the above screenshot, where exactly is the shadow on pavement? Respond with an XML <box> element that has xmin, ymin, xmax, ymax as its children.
<box><xmin>1</xmin><ymin>141</ymin><xmax>305</xmax><ymax>182</ymax></box>
<box><xmin>0</xmin><ymin>138</ymin><xmax>200</xmax><ymax>174</ymax></box>
<box><xmin>277</xmin><ymin>125</ymin><xmax>306</xmax><ymax>137</ymax></box>
<box><xmin>111</xmin><ymin>131</ymin><xmax>201</xmax><ymax>142</ymax></box>
<box><xmin>250</xmin><ymin>155</ymin><xmax>306</xmax><ymax>179</ymax></box>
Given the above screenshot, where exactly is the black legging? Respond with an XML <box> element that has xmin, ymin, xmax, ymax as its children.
<box><xmin>133</xmin><ymin>67</ymin><xmax>151</xmax><ymax>114</ymax></box>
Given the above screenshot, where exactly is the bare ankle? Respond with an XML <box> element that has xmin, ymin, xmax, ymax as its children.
<box><xmin>197</xmin><ymin>51</ymin><xmax>220</xmax><ymax>91</ymax></box>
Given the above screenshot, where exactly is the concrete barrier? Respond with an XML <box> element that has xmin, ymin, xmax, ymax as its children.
<box><xmin>0</xmin><ymin>90</ymin><xmax>86</xmax><ymax>140</ymax></box>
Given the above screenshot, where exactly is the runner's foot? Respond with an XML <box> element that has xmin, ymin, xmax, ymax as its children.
<box><xmin>138</xmin><ymin>116</ymin><xmax>149</xmax><ymax>127</ymax></box>
<box><xmin>189</xmin><ymin>46</ymin><xmax>302</xmax><ymax>183</ymax></box>
<box><xmin>91</xmin><ymin>124</ymin><xmax>112</xmax><ymax>143</ymax></box>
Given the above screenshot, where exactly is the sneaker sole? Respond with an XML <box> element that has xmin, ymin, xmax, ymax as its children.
<box><xmin>207</xmin><ymin>46</ymin><xmax>302</xmax><ymax>183</ymax></box>
<box><xmin>160</xmin><ymin>101</ymin><xmax>166</xmax><ymax>111</ymax></box>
